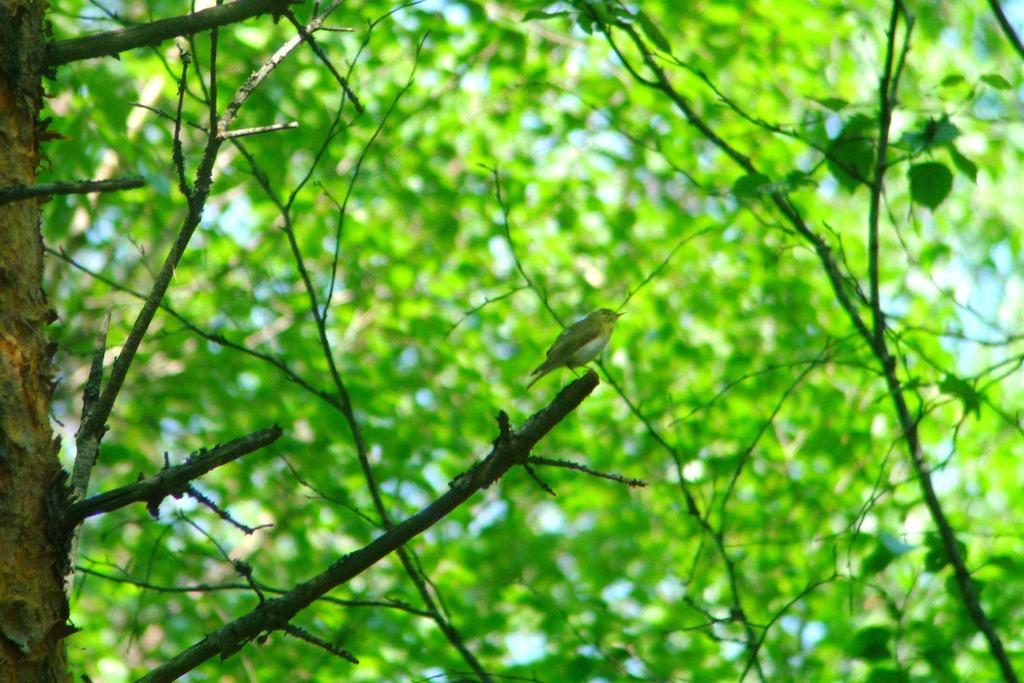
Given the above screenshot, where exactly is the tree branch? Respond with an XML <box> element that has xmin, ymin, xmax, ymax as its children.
<box><xmin>45</xmin><ymin>0</ymin><xmax>300</xmax><ymax>67</ymax></box>
<box><xmin>137</xmin><ymin>372</ymin><xmax>599</xmax><ymax>683</ymax></box>
<box><xmin>0</xmin><ymin>176</ymin><xmax>144</xmax><ymax>204</ymax></box>
<box><xmin>218</xmin><ymin>121</ymin><xmax>298</xmax><ymax>140</ymax></box>
<box><xmin>60</xmin><ymin>426</ymin><xmax>282</xmax><ymax>530</ymax></box>
<box><xmin>867</xmin><ymin>1</ymin><xmax>905</xmax><ymax>348</ymax></box>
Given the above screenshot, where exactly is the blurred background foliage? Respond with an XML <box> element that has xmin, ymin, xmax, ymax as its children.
<box><xmin>41</xmin><ymin>0</ymin><xmax>1024</xmax><ymax>680</ymax></box>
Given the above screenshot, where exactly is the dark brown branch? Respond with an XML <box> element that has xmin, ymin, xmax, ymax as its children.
<box><xmin>137</xmin><ymin>372</ymin><xmax>599</xmax><ymax>683</ymax></box>
<box><xmin>0</xmin><ymin>176</ymin><xmax>144</xmax><ymax>204</ymax></box>
<box><xmin>60</xmin><ymin>426</ymin><xmax>281</xmax><ymax>530</ymax></box>
<box><xmin>185</xmin><ymin>484</ymin><xmax>271</xmax><ymax>535</ymax></box>
<box><xmin>45</xmin><ymin>0</ymin><xmax>300</xmax><ymax>67</ymax></box>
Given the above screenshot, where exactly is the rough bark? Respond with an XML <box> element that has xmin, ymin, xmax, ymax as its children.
<box><xmin>0</xmin><ymin>1</ymin><xmax>72</xmax><ymax>680</ymax></box>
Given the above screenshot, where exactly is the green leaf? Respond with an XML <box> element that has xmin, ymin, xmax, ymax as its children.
<box><xmin>899</xmin><ymin>117</ymin><xmax>958</xmax><ymax>151</ymax></box>
<box><xmin>865</xmin><ymin>668</ymin><xmax>911</xmax><ymax>683</ymax></box>
<box><xmin>938</xmin><ymin>373</ymin><xmax>982</xmax><ymax>417</ymax></box>
<box><xmin>827</xmin><ymin>138</ymin><xmax>873</xmax><ymax>191</ymax></box>
<box><xmin>947</xmin><ymin>145</ymin><xmax>978</xmax><ymax>183</ymax></box>
<box><xmin>987</xmin><ymin>555</ymin><xmax>1023</xmax><ymax>573</ymax></box>
<box><xmin>851</xmin><ymin>626</ymin><xmax>892</xmax><ymax>660</ymax></box>
<box><xmin>881</xmin><ymin>532</ymin><xmax>914</xmax><ymax>556</ymax></box>
<box><xmin>812</xmin><ymin>96</ymin><xmax>849</xmax><ymax>111</ymax></box>
<box><xmin>924</xmin><ymin>534</ymin><xmax>968</xmax><ymax>572</ymax></box>
<box><xmin>908</xmin><ymin>162</ymin><xmax>953</xmax><ymax>209</ymax></box>
<box><xmin>784</xmin><ymin>170</ymin><xmax>817</xmax><ymax>190</ymax></box>
<box><xmin>925</xmin><ymin>116</ymin><xmax>959</xmax><ymax>145</ymax></box>
<box><xmin>919</xmin><ymin>241</ymin><xmax>952</xmax><ymax>267</ymax></box>
<box><xmin>732</xmin><ymin>173</ymin><xmax>772</xmax><ymax>198</ymax></box>
<box><xmin>863</xmin><ymin>533</ymin><xmax>913</xmax><ymax>576</ymax></box>
<box><xmin>980</xmin><ymin>73</ymin><xmax>1012</xmax><ymax>90</ymax></box>
<box><xmin>636</xmin><ymin>10</ymin><xmax>671</xmax><ymax>52</ymax></box>
<box><xmin>522</xmin><ymin>10</ymin><xmax>570</xmax><ymax>22</ymax></box>
<box><xmin>940</xmin><ymin>74</ymin><xmax>965</xmax><ymax>87</ymax></box>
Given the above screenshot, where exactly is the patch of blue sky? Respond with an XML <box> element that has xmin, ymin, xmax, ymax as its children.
<box><xmin>215</xmin><ymin>195</ymin><xmax>255</xmax><ymax>245</ymax></box>
<box><xmin>505</xmin><ymin>631</ymin><xmax>547</xmax><ymax>665</ymax></box>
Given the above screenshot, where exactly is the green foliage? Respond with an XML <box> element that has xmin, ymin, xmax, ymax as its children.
<box><xmin>908</xmin><ymin>162</ymin><xmax>954</xmax><ymax>209</ymax></box>
<box><xmin>41</xmin><ymin>0</ymin><xmax>1024</xmax><ymax>681</ymax></box>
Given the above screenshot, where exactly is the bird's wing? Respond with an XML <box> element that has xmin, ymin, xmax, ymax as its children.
<box><xmin>545</xmin><ymin>322</ymin><xmax>601</xmax><ymax>359</ymax></box>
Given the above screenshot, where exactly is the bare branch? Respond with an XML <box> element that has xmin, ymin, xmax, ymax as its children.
<box><xmin>528</xmin><ymin>456</ymin><xmax>647</xmax><ymax>488</ymax></box>
<box><xmin>185</xmin><ymin>485</ymin><xmax>272</xmax><ymax>535</ymax></box>
<box><xmin>137</xmin><ymin>372</ymin><xmax>599</xmax><ymax>683</ymax></box>
<box><xmin>60</xmin><ymin>426</ymin><xmax>282</xmax><ymax>530</ymax></box>
<box><xmin>218</xmin><ymin>121</ymin><xmax>298</xmax><ymax>140</ymax></box>
<box><xmin>282</xmin><ymin>624</ymin><xmax>358</xmax><ymax>664</ymax></box>
<box><xmin>0</xmin><ymin>176</ymin><xmax>144</xmax><ymax>204</ymax></box>
<box><xmin>46</xmin><ymin>0</ymin><xmax>300</xmax><ymax>67</ymax></box>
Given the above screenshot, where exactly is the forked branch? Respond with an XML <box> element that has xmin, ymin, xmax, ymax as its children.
<box><xmin>138</xmin><ymin>372</ymin><xmax>599</xmax><ymax>683</ymax></box>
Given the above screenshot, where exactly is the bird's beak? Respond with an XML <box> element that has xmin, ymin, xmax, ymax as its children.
<box><xmin>615</xmin><ymin>312</ymin><xmax>624</xmax><ymax>318</ymax></box>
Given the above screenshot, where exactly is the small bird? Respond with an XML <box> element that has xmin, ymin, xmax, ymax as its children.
<box><xmin>526</xmin><ymin>308</ymin><xmax>623</xmax><ymax>389</ymax></box>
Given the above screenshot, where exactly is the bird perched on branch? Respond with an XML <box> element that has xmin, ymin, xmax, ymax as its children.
<box><xmin>526</xmin><ymin>308</ymin><xmax>623</xmax><ymax>389</ymax></box>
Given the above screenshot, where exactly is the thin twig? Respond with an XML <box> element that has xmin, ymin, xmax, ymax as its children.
<box><xmin>529</xmin><ymin>456</ymin><xmax>647</xmax><ymax>488</ymax></box>
<box><xmin>283</xmin><ymin>624</ymin><xmax>358</xmax><ymax>664</ymax></box>
<box><xmin>49</xmin><ymin>246</ymin><xmax>342</xmax><ymax>411</ymax></box>
<box><xmin>284</xmin><ymin>10</ymin><xmax>364</xmax><ymax>114</ymax></box>
<box><xmin>172</xmin><ymin>49</ymin><xmax>193</xmax><ymax>200</ymax></box>
<box><xmin>185</xmin><ymin>484</ymin><xmax>271</xmax><ymax>535</ymax></box>
<box><xmin>487</xmin><ymin>166</ymin><xmax>560</xmax><ymax>325</ymax></box>
<box><xmin>76</xmin><ymin>565</ymin><xmax>434</xmax><ymax>616</ymax></box>
<box><xmin>619</xmin><ymin>225</ymin><xmax>718</xmax><ymax>310</ymax></box>
<box><xmin>446</xmin><ymin>285</ymin><xmax>528</xmax><ymax>337</ymax></box>
<box><xmin>322</xmin><ymin>63</ymin><xmax>416</xmax><ymax>317</ymax></box>
<box><xmin>218</xmin><ymin>121</ymin><xmax>298</xmax><ymax>139</ymax></box>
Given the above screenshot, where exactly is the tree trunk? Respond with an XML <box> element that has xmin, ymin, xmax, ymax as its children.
<box><xmin>0</xmin><ymin>1</ymin><xmax>72</xmax><ymax>680</ymax></box>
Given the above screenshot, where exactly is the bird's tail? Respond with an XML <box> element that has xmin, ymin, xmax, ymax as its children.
<box><xmin>525</xmin><ymin>362</ymin><xmax>553</xmax><ymax>390</ymax></box>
